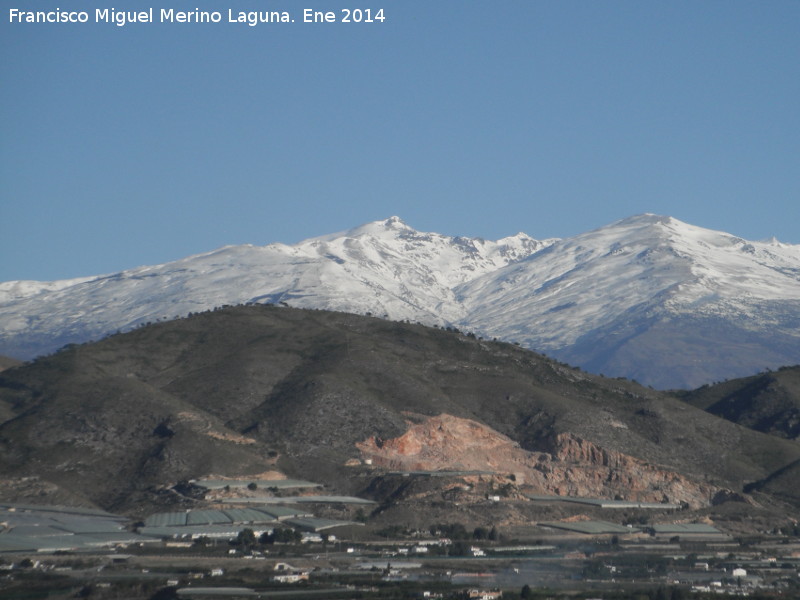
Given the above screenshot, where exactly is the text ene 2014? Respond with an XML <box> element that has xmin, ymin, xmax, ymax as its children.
<box><xmin>304</xmin><ymin>9</ymin><xmax>385</xmax><ymax>23</ymax></box>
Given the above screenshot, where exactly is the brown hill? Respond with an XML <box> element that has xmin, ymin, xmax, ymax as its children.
<box><xmin>0</xmin><ymin>305</ymin><xmax>798</xmax><ymax>518</ymax></box>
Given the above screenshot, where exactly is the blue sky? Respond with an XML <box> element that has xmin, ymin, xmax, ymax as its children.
<box><xmin>2</xmin><ymin>0</ymin><xmax>798</xmax><ymax>281</ymax></box>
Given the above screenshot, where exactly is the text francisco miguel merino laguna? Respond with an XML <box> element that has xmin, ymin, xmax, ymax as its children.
<box><xmin>8</xmin><ymin>7</ymin><xmax>387</xmax><ymax>26</ymax></box>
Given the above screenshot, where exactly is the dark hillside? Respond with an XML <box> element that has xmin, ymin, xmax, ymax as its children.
<box><xmin>0</xmin><ymin>356</ymin><xmax>22</xmax><ymax>423</ymax></box>
<box><xmin>0</xmin><ymin>355</ymin><xmax>21</xmax><ymax>372</ymax></box>
<box><xmin>678</xmin><ymin>366</ymin><xmax>800</xmax><ymax>439</ymax></box>
<box><xmin>0</xmin><ymin>305</ymin><xmax>798</xmax><ymax>516</ymax></box>
<box><xmin>745</xmin><ymin>458</ymin><xmax>800</xmax><ymax>507</ymax></box>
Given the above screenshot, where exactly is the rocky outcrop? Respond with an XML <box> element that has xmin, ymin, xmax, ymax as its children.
<box><xmin>357</xmin><ymin>414</ymin><xmax>720</xmax><ymax>508</ymax></box>
<box><xmin>357</xmin><ymin>414</ymin><xmax>520</xmax><ymax>472</ymax></box>
<box><xmin>546</xmin><ymin>432</ymin><xmax>627</xmax><ymax>467</ymax></box>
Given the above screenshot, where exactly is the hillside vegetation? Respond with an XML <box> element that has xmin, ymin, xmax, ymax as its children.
<box><xmin>678</xmin><ymin>366</ymin><xmax>800</xmax><ymax>440</ymax></box>
<box><xmin>0</xmin><ymin>305</ymin><xmax>798</xmax><ymax>520</ymax></box>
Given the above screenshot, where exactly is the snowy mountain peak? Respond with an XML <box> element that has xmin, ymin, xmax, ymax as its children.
<box><xmin>455</xmin><ymin>215</ymin><xmax>800</xmax><ymax>387</ymax></box>
<box><xmin>306</xmin><ymin>216</ymin><xmax>414</xmax><ymax>244</ymax></box>
<box><xmin>593</xmin><ymin>213</ymin><xmax>693</xmax><ymax>242</ymax></box>
<box><xmin>385</xmin><ymin>215</ymin><xmax>408</xmax><ymax>227</ymax></box>
<box><xmin>570</xmin><ymin>214</ymin><xmax>800</xmax><ymax>272</ymax></box>
<box><xmin>1</xmin><ymin>215</ymin><xmax>798</xmax><ymax>389</ymax></box>
<box><xmin>615</xmin><ymin>212</ymin><xmax>674</xmax><ymax>226</ymax></box>
<box><xmin>346</xmin><ymin>214</ymin><xmax>414</xmax><ymax>236</ymax></box>
<box><xmin>0</xmin><ymin>217</ymin><xmax>551</xmax><ymax>361</ymax></box>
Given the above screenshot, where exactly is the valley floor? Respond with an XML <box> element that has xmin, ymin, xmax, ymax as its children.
<box><xmin>3</xmin><ymin>514</ymin><xmax>800</xmax><ymax>600</ymax></box>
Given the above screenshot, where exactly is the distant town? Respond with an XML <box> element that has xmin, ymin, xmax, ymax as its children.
<box><xmin>3</xmin><ymin>475</ymin><xmax>799</xmax><ymax>599</ymax></box>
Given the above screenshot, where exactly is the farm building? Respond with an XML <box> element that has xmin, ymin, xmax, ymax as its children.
<box><xmin>648</xmin><ymin>523</ymin><xmax>729</xmax><ymax>540</ymax></box>
<box><xmin>0</xmin><ymin>504</ymin><xmax>156</xmax><ymax>553</ymax></box>
<box><xmin>538</xmin><ymin>520</ymin><xmax>641</xmax><ymax>535</ymax></box>
<box><xmin>139</xmin><ymin>506</ymin><xmax>318</xmax><ymax>540</ymax></box>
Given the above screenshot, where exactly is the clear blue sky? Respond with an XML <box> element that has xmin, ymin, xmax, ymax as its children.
<box><xmin>2</xmin><ymin>0</ymin><xmax>798</xmax><ymax>281</ymax></box>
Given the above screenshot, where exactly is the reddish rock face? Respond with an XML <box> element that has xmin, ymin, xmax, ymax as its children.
<box><xmin>356</xmin><ymin>413</ymin><xmax>720</xmax><ymax>508</ymax></box>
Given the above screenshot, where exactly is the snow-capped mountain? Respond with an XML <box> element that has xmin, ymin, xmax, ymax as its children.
<box><xmin>0</xmin><ymin>216</ymin><xmax>551</xmax><ymax>360</ymax></box>
<box><xmin>458</xmin><ymin>214</ymin><xmax>800</xmax><ymax>388</ymax></box>
<box><xmin>1</xmin><ymin>214</ymin><xmax>799</xmax><ymax>389</ymax></box>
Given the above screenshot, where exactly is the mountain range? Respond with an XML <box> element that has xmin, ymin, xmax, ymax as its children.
<box><xmin>1</xmin><ymin>305</ymin><xmax>798</xmax><ymax>527</ymax></box>
<box><xmin>2</xmin><ymin>214</ymin><xmax>799</xmax><ymax>389</ymax></box>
